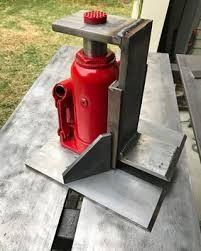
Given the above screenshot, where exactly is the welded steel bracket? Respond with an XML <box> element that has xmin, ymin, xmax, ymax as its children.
<box><xmin>63</xmin><ymin>133</ymin><xmax>112</xmax><ymax>183</ymax></box>
<box><xmin>120</xmin><ymin>121</ymin><xmax>186</xmax><ymax>181</ymax></box>
<box><xmin>26</xmin><ymin>133</ymin><xmax>112</xmax><ymax>184</ymax></box>
<box><xmin>108</xmin><ymin>81</ymin><xmax>186</xmax><ymax>181</ymax></box>
<box><xmin>26</xmin><ymin>11</ymin><xmax>186</xmax><ymax>230</ymax></box>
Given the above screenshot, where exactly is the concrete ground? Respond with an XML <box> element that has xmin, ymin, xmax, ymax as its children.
<box><xmin>180</xmin><ymin>111</ymin><xmax>201</xmax><ymax>221</ymax></box>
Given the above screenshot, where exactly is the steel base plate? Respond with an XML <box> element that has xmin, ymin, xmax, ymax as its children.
<box><xmin>26</xmin><ymin>137</ymin><xmax>164</xmax><ymax>231</ymax></box>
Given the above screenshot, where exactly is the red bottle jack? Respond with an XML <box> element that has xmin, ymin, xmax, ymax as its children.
<box><xmin>53</xmin><ymin>11</ymin><xmax>119</xmax><ymax>153</ymax></box>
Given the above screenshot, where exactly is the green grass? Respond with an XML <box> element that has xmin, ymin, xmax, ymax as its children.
<box><xmin>0</xmin><ymin>0</ymin><xmax>132</xmax><ymax>127</ymax></box>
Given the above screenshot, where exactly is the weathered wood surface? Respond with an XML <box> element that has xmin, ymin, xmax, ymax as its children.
<box><xmin>72</xmin><ymin>54</ymin><xmax>201</xmax><ymax>251</ymax></box>
<box><xmin>177</xmin><ymin>54</ymin><xmax>201</xmax><ymax>161</ymax></box>
<box><xmin>0</xmin><ymin>46</ymin><xmax>78</xmax><ymax>251</ymax></box>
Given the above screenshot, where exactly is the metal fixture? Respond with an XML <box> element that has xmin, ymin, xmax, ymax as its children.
<box><xmin>26</xmin><ymin>10</ymin><xmax>186</xmax><ymax>230</ymax></box>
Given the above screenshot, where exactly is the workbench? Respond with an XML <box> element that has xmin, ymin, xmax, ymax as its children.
<box><xmin>177</xmin><ymin>54</ymin><xmax>201</xmax><ymax>161</ymax></box>
<box><xmin>0</xmin><ymin>47</ymin><xmax>200</xmax><ymax>251</ymax></box>
<box><xmin>72</xmin><ymin>52</ymin><xmax>201</xmax><ymax>251</ymax></box>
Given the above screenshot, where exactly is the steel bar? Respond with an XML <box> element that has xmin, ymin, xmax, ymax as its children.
<box><xmin>107</xmin><ymin>81</ymin><xmax>122</xmax><ymax>169</ymax></box>
<box><xmin>177</xmin><ymin>54</ymin><xmax>201</xmax><ymax>160</ymax></box>
<box><xmin>117</xmin><ymin>20</ymin><xmax>152</xmax><ymax>152</ymax></box>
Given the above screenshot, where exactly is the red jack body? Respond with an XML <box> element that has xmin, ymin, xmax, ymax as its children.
<box><xmin>53</xmin><ymin>47</ymin><xmax>118</xmax><ymax>153</ymax></box>
<box><xmin>53</xmin><ymin>11</ymin><xmax>119</xmax><ymax>154</ymax></box>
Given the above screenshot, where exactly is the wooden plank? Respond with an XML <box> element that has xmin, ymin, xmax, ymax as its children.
<box><xmin>177</xmin><ymin>54</ymin><xmax>201</xmax><ymax>160</ymax></box>
<box><xmin>0</xmin><ymin>46</ymin><xmax>78</xmax><ymax>251</ymax></box>
<box><xmin>72</xmin><ymin>54</ymin><xmax>201</xmax><ymax>251</ymax></box>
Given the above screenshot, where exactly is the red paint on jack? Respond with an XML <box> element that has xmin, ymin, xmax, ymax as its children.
<box><xmin>53</xmin><ymin>49</ymin><xmax>119</xmax><ymax>154</ymax></box>
<box><xmin>84</xmin><ymin>10</ymin><xmax>107</xmax><ymax>25</ymax></box>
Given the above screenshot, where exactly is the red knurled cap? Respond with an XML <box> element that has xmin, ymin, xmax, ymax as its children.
<box><xmin>84</xmin><ymin>10</ymin><xmax>107</xmax><ymax>25</ymax></box>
